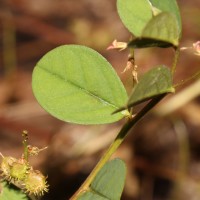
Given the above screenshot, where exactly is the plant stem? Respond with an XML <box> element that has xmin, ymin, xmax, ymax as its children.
<box><xmin>70</xmin><ymin>94</ymin><xmax>166</xmax><ymax>200</ymax></box>
<box><xmin>22</xmin><ymin>130</ymin><xmax>29</xmax><ymax>161</ymax></box>
<box><xmin>174</xmin><ymin>70</ymin><xmax>200</xmax><ymax>88</ymax></box>
<box><xmin>171</xmin><ymin>47</ymin><xmax>180</xmax><ymax>78</ymax></box>
<box><xmin>2</xmin><ymin>10</ymin><xmax>17</xmax><ymax>77</ymax></box>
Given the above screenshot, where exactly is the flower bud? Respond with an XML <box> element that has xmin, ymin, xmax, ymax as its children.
<box><xmin>9</xmin><ymin>159</ymin><xmax>29</xmax><ymax>181</ymax></box>
<box><xmin>0</xmin><ymin>156</ymin><xmax>17</xmax><ymax>180</ymax></box>
<box><xmin>107</xmin><ymin>39</ymin><xmax>127</xmax><ymax>51</ymax></box>
<box><xmin>193</xmin><ymin>41</ymin><xmax>200</xmax><ymax>56</ymax></box>
<box><xmin>24</xmin><ymin>170</ymin><xmax>48</xmax><ymax>196</ymax></box>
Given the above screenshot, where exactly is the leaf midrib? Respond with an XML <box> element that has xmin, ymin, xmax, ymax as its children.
<box><xmin>37</xmin><ymin>65</ymin><xmax>120</xmax><ymax>110</ymax></box>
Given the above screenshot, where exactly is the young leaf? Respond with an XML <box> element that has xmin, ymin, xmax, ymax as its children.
<box><xmin>149</xmin><ymin>0</ymin><xmax>182</xmax><ymax>35</ymax></box>
<box><xmin>129</xmin><ymin>12</ymin><xmax>179</xmax><ymax>48</ymax></box>
<box><xmin>0</xmin><ymin>181</ymin><xmax>29</xmax><ymax>200</ymax></box>
<box><xmin>78</xmin><ymin>159</ymin><xmax>126</xmax><ymax>200</ymax></box>
<box><xmin>32</xmin><ymin>45</ymin><xmax>128</xmax><ymax>125</ymax></box>
<box><xmin>114</xmin><ymin>66</ymin><xmax>175</xmax><ymax>113</ymax></box>
<box><xmin>127</xmin><ymin>66</ymin><xmax>175</xmax><ymax>108</ymax></box>
<box><xmin>117</xmin><ymin>0</ymin><xmax>152</xmax><ymax>37</ymax></box>
<box><xmin>142</xmin><ymin>12</ymin><xmax>179</xmax><ymax>46</ymax></box>
<box><xmin>117</xmin><ymin>0</ymin><xmax>181</xmax><ymax>48</ymax></box>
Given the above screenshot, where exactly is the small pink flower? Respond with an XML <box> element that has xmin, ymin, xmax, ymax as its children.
<box><xmin>107</xmin><ymin>39</ymin><xmax>127</xmax><ymax>51</ymax></box>
<box><xmin>180</xmin><ymin>40</ymin><xmax>200</xmax><ymax>56</ymax></box>
<box><xmin>193</xmin><ymin>41</ymin><xmax>200</xmax><ymax>55</ymax></box>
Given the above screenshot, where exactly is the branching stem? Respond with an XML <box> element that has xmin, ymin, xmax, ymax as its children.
<box><xmin>70</xmin><ymin>94</ymin><xmax>166</xmax><ymax>199</ymax></box>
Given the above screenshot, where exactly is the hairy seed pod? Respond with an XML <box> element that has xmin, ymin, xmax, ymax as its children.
<box><xmin>9</xmin><ymin>159</ymin><xmax>29</xmax><ymax>181</ymax></box>
<box><xmin>24</xmin><ymin>170</ymin><xmax>48</xmax><ymax>196</ymax></box>
<box><xmin>0</xmin><ymin>156</ymin><xmax>17</xmax><ymax>180</ymax></box>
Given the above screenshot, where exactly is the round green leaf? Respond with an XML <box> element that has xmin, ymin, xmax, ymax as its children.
<box><xmin>114</xmin><ymin>66</ymin><xmax>175</xmax><ymax>113</ymax></box>
<box><xmin>149</xmin><ymin>0</ymin><xmax>182</xmax><ymax>35</ymax></box>
<box><xmin>128</xmin><ymin>12</ymin><xmax>180</xmax><ymax>48</ymax></box>
<box><xmin>142</xmin><ymin>12</ymin><xmax>179</xmax><ymax>47</ymax></box>
<box><xmin>117</xmin><ymin>0</ymin><xmax>152</xmax><ymax>37</ymax></box>
<box><xmin>77</xmin><ymin>159</ymin><xmax>126</xmax><ymax>200</ymax></box>
<box><xmin>91</xmin><ymin>159</ymin><xmax>126</xmax><ymax>200</ymax></box>
<box><xmin>127</xmin><ymin>65</ymin><xmax>175</xmax><ymax>108</ymax></box>
<box><xmin>32</xmin><ymin>45</ymin><xmax>128</xmax><ymax>125</ymax></box>
<box><xmin>117</xmin><ymin>0</ymin><xmax>181</xmax><ymax>48</ymax></box>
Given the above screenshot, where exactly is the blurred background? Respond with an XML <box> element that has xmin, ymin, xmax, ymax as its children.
<box><xmin>0</xmin><ymin>0</ymin><xmax>200</xmax><ymax>199</ymax></box>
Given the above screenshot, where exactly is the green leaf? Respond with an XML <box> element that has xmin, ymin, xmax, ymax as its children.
<box><xmin>127</xmin><ymin>66</ymin><xmax>175</xmax><ymax>108</ymax></box>
<box><xmin>129</xmin><ymin>12</ymin><xmax>179</xmax><ymax>48</ymax></box>
<box><xmin>117</xmin><ymin>0</ymin><xmax>152</xmax><ymax>37</ymax></box>
<box><xmin>114</xmin><ymin>66</ymin><xmax>175</xmax><ymax>113</ymax></box>
<box><xmin>90</xmin><ymin>159</ymin><xmax>126</xmax><ymax>200</ymax></box>
<box><xmin>77</xmin><ymin>192</ymin><xmax>108</xmax><ymax>200</ymax></box>
<box><xmin>142</xmin><ymin>12</ymin><xmax>179</xmax><ymax>46</ymax></box>
<box><xmin>149</xmin><ymin>0</ymin><xmax>182</xmax><ymax>35</ymax></box>
<box><xmin>117</xmin><ymin>0</ymin><xmax>181</xmax><ymax>48</ymax></box>
<box><xmin>0</xmin><ymin>181</ymin><xmax>29</xmax><ymax>200</ymax></box>
<box><xmin>32</xmin><ymin>45</ymin><xmax>128</xmax><ymax>125</ymax></box>
<box><xmin>78</xmin><ymin>159</ymin><xmax>126</xmax><ymax>200</ymax></box>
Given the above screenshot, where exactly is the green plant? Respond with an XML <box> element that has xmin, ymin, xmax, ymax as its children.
<box><xmin>0</xmin><ymin>131</ymin><xmax>48</xmax><ymax>200</ymax></box>
<box><xmin>1</xmin><ymin>0</ymin><xmax>199</xmax><ymax>199</ymax></box>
